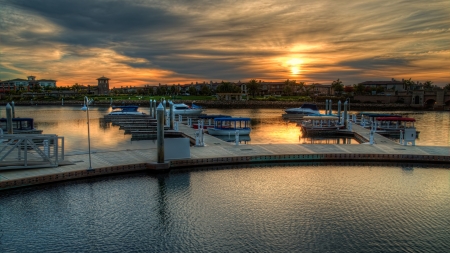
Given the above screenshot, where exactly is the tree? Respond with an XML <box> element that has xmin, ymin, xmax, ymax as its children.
<box><xmin>200</xmin><ymin>85</ymin><xmax>211</xmax><ymax>96</ymax></box>
<box><xmin>283</xmin><ymin>79</ymin><xmax>297</xmax><ymax>96</ymax></box>
<box><xmin>344</xmin><ymin>85</ymin><xmax>354</xmax><ymax>93</ymax></box>
<box><xmin>331</xmin><ymin>79</ymin><xmax>344</xmax><ymax>95</ymax></box>
<box><xmin>247</xmin><ymin>79</ymin><xmax>260</xmax><ymax>98</ymax></box>
<box><xmin>72</xmin><ymin>83</ymin><xmax>82</xmax><ymax>93</ymax></box>
<box><xmin>216</xmin><ymin>81</ymin><xmax>240</xmax><ymax>93</ymax></box>
<box><xmin>353</xmin><ymin>83</ymin><xmax>365</xmax><ymax>95</ymax></box>
<box><xmin>296</xmin><ymin>82</ymin><xmax>305</xmax><ymax>95</ymax></box>
<box><xmin>423</xmin><ymin>81</ymin><xmax>433</xmax><ymax>91</ymax></box>
<box><xmin>444</xmin><ymin>83</ymin><xmax>450</xmax><ymax>91</ymax></box>
<box><xmin>188</xmin><ymin>86</ymin><xmax>198</xmax><ymax>95</ymax></box>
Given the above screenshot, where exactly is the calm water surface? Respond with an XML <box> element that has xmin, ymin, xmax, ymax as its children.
<box><xmin>1</xmin><ymin>163</ymin><xmax>449</xmax><ymax>252</ymax></box>
<box><xmin>1</xmin><ymin>106</ymin><xmax>450</xmax><ymax>252</ymax></box>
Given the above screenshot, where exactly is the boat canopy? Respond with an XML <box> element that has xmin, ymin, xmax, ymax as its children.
<box><xmin>300</xmin><ymin>103</ymin><xmax>319</xmax><ymax>110</ymax></box>
<box><xmin>376</xmin><ymin>117</ymin><xmax>415</xmax><ymax>122</ymax></box>
<box><xmin>214</xmin><ymin>117</ymin><xmax>251</xmax><ymax>122</ymax></box>
<box><xmin>360</xmin><ymin>112</ymin><xmax>402</xmax><ymax>118</ymax></box>
<box><xmin>199</xmin><ymin>115</ymin><xmax>231</xmax><ymax>119</ymax></box>
<box><xmin>111</xmin><ymin>105</ymin><xmax>139</xmax><ymax>111</ymax></box>
<box><xmin>0</xmin><ymin>118</ymin><xmax>35</xmax><ymax>130</ymax></box>
<box><xmin>303</xmin><ymin>116</ymin><xmax>339</xmax><ymax>120</ymax></box>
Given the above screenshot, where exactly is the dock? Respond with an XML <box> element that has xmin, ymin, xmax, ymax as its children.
<box><xmin>1</xmin><ymin>117</ymin><xmax>450</xmax><ymax>190</ymax></box>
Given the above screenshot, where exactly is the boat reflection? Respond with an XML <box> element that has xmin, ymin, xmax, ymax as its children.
<box><xmin>213</xmin><ymin>134</ymin><xmax>251</xmax><ymax>144</ymax></box>
<box><xmin>301</xmin><ymin>136</ymin><xmax>357</xmax><ymax>144</ymax></box>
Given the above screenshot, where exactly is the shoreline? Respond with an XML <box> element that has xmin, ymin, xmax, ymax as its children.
<box><xmin>1</xmin><ymin>99</ymin><xmax>423</xmax><ymax>111</ymax></box>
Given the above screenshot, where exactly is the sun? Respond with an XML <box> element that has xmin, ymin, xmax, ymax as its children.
<box><xmin>287</xmin><ymin>58</ymin><xmax>303</xmax><ymax>75</ymax></box>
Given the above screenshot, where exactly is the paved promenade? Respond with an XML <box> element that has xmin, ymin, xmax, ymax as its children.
<box><xmin>1</xmin><ymin>122</ymin><xmax>450</xmax><ymax>190</ymax></box>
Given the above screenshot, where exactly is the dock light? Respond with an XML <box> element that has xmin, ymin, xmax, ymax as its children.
<box><xmin>81</xmin><ymin>96</ymin><xmax>93</xmax><ymax>170</ymax></box>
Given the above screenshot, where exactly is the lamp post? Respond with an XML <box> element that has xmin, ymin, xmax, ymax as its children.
<box><xmin>81</xmin><ymin>96</ymin><xmax>93</xmax><ymax>170</ymax></box>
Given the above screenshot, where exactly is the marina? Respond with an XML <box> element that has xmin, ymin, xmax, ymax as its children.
<box><xmin>1</xmin><ymin>105</ymin><xmax>450</xmax><ymax>190</ymax></box>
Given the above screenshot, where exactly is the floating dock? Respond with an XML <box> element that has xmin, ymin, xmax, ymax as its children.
<box><xmin>1</xmin><ymin>117</ymin><xmax>449</xmax><ymax>190</ymax></box>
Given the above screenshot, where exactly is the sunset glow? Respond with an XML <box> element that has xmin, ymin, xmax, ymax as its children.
<box><xmin>1</xmin><ymin>0</ymin><xmax>449</xmax><ymax>87</ymax></box>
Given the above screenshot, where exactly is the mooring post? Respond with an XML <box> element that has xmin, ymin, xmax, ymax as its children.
<box><xmin>325</xmin><ymin>99</ymin><xmax>329</xmax><ymax>115</ymax></box>
<box><xmin>153</xmin><ymin>100</ymin><xmax>157</xmax><ymax>118</ymax></box>
<box><xmin>11</xmin><ymin>101</ymin><xmax>15</xmax><ymax>118</ymax></box>
<box><xmin>343</xmin><ymin>101</ymin><xmax>348</xmax><ymax>128</ymax></box>
<box><xmin>157</xmin><ymin>103</ymin><xmax>165</xmax><ymax>163</ymax></box>
<box><xmin>329</xmin><ymin>100</ymin><xmax>332</xmax><ymax>115</ymax></box>
<box><xmin>169</xmin><ymin>101</ymin><xmax>174</xmax><ymax>130</ymax></box>
<box><xmin>6</xmin><ymin>103</ymin><xmax>13</xmax><ymax>134</ymax></box>
<box><xmin>149</xmin><ymin>99</ymin><xmax>153</xmax><ymax>117</ymax></box>
<box><xmin>369</xmin><ymin>130</ymin><xmax>374</xmax><ymax>145</ymax></box>
<box><xmin>338</xmin><ymin>100</ymin><xmax>342</xmax><ymax>124</ymax></box>
<box><xmin>235</xmin><ymin>130</ymin><xmax>240</xmax><ymax>145</ymax></box>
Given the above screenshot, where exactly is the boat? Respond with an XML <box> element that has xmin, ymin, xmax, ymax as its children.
<box><xmin>192</xmin><ymin>115</ymin><xmax>231</xmax><ymax>129</ymax></box>
<box><xmin>170</xmin><ymin>103</ymin><xmax>203</xmax><ymax>115</ymax></box>
<box><xmin>356</xmin><ymin>112</ymin><xmax>402</xmax><ymax>127</ymax></box>
<box><xmin>300</xmin><ymin>115</ymin><xmax>347</xmax><ymax>136</ymax></box>
<box><xmin>374</xmin><ymin>117</ymin><xmax>419</xmax><ymax>137</ymax></box>
<box><xmin>108</xmin><ymin>105</ymin><xmax>146</xmax><ymax>115</ymax></box>
<box><xmin>207</xmin><ymin>117</ymin><xmax>251</xmax><ymax>136</ymax></box>
<box><xmin>0</xmin><ymin>118</ymin><xmax>43</xmax><ymax>134</ymax></box>
<box><xmin>284</xmin><ymin>103</ymin><xmax>320</xmax><ymax>115</ymax></box>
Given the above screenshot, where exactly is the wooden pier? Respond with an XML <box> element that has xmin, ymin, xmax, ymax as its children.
<box><xmin>1</xmin><ymin>116</ymin><xmax>450</xmax><ymax>190</ymax></box>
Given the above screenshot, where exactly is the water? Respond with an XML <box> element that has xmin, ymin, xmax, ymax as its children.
<box><xmin>7</xmin><ymin>106</ymin><xmax>450</xmax><ymax>153</ymax></box>
<box><xmin>1</xmin><ymin>106</ymin><xmax>450</xmax><ymax>252</ymax></box>
<box><xmin>1</xmin><ymin>163</ymin><xmax>449</xmax><ymax>252</ymax></box>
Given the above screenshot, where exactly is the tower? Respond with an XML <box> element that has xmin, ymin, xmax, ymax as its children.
<box><xmin>97</xmin><ymin>76</ymin><xmax>110</xmax><ymax>95</ymax></box>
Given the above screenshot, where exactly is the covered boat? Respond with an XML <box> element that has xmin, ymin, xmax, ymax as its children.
<box><xmin>192</xmin><ymin>115</ymin><xmax>231</xmax><ymax>129</ymax></box>
<box><xmin>284</xmin><ymin>103</ymin><xmax>320</xmax><ymax>115</ymax></box>
<box><xmin>0</xmin><ymin>118</ymin><xmax>43</xmax><ymax>134</ymax></box>
<box><xmin>170</xmin><ymin>103</ymin><xmax>203</xmax><ymax>115</ymax></box>
<box><xmin>300</xmin><ymin>115</ymin><xmax>346</xmax><ymax>136</ymax></box>
<box><xmin>207</xmin><ymin>117</ymin><xmax>251</xmax><ymax>136</ymax></box>
<box><xmin>108</xmin><ymin>106</ymin><xmax>146</xmax><ymax>115</ymax></box>
<box><xmin>374</xmin><ymin>117</ymin><xmax>419</xmax><ymax>137</ymax></box>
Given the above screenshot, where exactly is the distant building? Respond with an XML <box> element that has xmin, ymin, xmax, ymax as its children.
<box><xmin>0</xmin><ymin>76</ymin><xmax>56</xmax><ymax>93</ymax></box>
<box><xmin>358</xmin><ymin>79</ymin><xmax>405</xmax><ymax>92</ymax></box>
<box><xmin>97</xmin><ymin>76</ymin><xmax>110</xmax><ymax>95</ymax></box>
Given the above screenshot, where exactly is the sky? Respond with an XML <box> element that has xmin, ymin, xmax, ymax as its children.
<box><xmin>1</xmin><ymin>0</ymin><xmax>449</xmax><ymax>88</ymax></box>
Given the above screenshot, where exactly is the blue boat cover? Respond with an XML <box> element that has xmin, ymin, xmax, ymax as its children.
<box><xmin>214</xmin><ymin>117</ymin><xmax>251</xmax><ymax>121</ymax></box>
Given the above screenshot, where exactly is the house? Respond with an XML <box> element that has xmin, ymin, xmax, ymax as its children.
<box><xmin>0</xmin><ymin>76</ymin><xmax>57</xmax><ymax>93</ymax></box>
<box><xmin>358</xmin><ymin>79</ymin><xmax>405</xmax><ymax>92</ymax></box>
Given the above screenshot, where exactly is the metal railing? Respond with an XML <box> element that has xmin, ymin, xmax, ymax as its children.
<box><xmin>0</xmin><ymin>134</ymin><xmax>64</xmax><ymax>170</ymax></box>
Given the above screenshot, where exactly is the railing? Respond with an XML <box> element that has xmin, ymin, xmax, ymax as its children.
<box><xmin>0</xmin><ymin>134</ymin><xmax>64</xmax><ymax>170</ymax></box>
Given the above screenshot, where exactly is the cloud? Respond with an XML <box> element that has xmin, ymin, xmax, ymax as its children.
<box><xmin>1</xmin><ymin>0</ymin><xmax>449</xmax><ymax>87</ymax></box>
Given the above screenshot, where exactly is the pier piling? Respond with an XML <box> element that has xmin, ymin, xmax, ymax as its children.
<box><xmin>157</xmin><ymin>103</ymin><xmax>165</xmax><ymax>163</ymax></box>
<box><xmin>6</xmin><ymin>103</ymin><xmax>13</xmax><ymax>134</ymax></box>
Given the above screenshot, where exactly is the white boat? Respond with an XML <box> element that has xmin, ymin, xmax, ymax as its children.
<box><xmin>207</xmin><ymin>117</ymin><xmax>251</xmax><ymax>136</ymax></box>
<box><xmin>284</xmin><ymin>103</ymin><xmax>320</xmax><ymax>115</ymax></box>
<box><xmin>108</xmin><ymin>106</ymin><xmax>146</xmax><ymax>115</ymax></box>
<box><xmin>300</xmin><ymin>115</ymin><xmax>346</xmax><ymax>136</ymax></box>
<box><xmin>170</xmin><ymin>103</ymin><xmax>203</xmax><ymax>115</ymax></box>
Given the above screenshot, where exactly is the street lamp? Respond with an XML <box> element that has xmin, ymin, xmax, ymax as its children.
<box><xmin>81</xmin><ymin>96</ymin><xmax>93</xmax><ymax>170</ymax></box>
